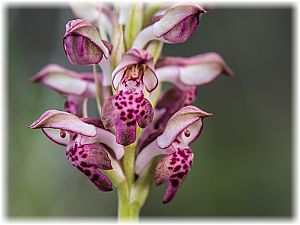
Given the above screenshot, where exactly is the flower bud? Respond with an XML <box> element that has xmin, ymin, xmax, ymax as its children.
<box><xmin>153</xmin><ymin>3</ymin><xmax>206</xmax><ymax>44</ymax></box>
<box><xmin>63</xmin><ymin>19</ymin><xmax>109</xmax><ymax>65</ymax></box>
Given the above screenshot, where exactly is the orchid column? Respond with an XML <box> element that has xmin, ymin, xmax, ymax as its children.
<box><xmin>29</xmin><ymin>2</ymin><xmax>232</xmax><ymax>221</ymax></box>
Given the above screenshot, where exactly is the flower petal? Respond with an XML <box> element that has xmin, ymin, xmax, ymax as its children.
<box><xmin>143</xmin><ymin>68</ymin><xmax>158</xmax><ymax>92</ymax></box>
<box><xmin>157</xmin><ymin>53</ymin><xmax>234</xmax><ymax>86</ymax></box>
<box><xmin>42</xmin><ymin>128</ymin><xmax>70</xmax><ymax>146</ymax></box>
<box><xmin>154</xmin><ymin>146</ymin><xmax>194</xmax><ymax>203</ymax></box>
<box><xmin>66</xmin><ymin>143</ymin><xmax>113</xmax><ymax>192</ymax></box>
<box><xmin>80</xmin><ymin>127</ymin><xmax>125</xmax><ymax>160</ymax></box>
<box><xmin>101</xmin><ymin>90</ymin><xmax>154</xmax><ymax>146</ymax></box>
<box><xmin>156</xmin><ymin>106</ymin><xmax>211</xmax><ymax>149</ymax></box>
<box><xmin>29</xmin><ymin>110</ymin><xmax>96</xmax><ymax>137</ymax></box>
<box><xmin>135</xmin><ymin>140</ymin><xmax>174</xmax><ymax>175</ymax></box>
<box><xmin>30</xmin><ymin>64</ymin><xmax>88</xmax><ymax>96</ymax></box>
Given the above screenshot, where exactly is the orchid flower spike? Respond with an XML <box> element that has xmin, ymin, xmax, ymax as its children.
<box><xmin>29</xmin><ymin>110</ymin><xmax>125</xmax><ymax>191</ymax></box>
<box><xmin>29</xmin><ymin>2</ymin><xmax>233</xmax><ymax>216</ymax></box>
<box><xmin>156</xmin><ymin>52</ymin><xmax>233</xmax><ymax>90</ymax></box>
<box><xmin>63</xmin><ymin>19</ymin><xmax>109</xmax><ymax>65</ymax></box>
<box><xmin>133</xmin><ymin>3</ymin><xmax>206</xmax><ymax>49</ymax></box>
<box><xmin>135</xmin><ymin>106</ymin><xmax>212</xmax><ymax>203</ymax></box>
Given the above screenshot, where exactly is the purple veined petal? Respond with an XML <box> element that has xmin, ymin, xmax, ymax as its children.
<box><xmin>29</xmin><ymin>110</ymin><xmax>96</xmax><ymax>137</ymax></box>
<box><xmin>66</xmin><ymin>143</ymin><xmax>113</xmax><ymax>192</ymax></box>
<box><xmin>101</xmin><ymin>90</ymin><xmax>154</xmax><ymax>146</ymax></box>
<box><xmin>135</xmin><ymin>141</ymin><xmax>174</xmax><ymax>175</ymax></box>
<box><xmin>154</xmin><ymin>146</ymin><xmax>194</xmax><ymax>203</ymax></box>
<box><xmin>30</xmin><ymin>64</ymin><xmax>88</xmax><ymax>96</ymax></box>
<box><xmin>153</xmin><ymin>3</ymin><xmax>205</xmax><ymax>44</ymax></box>
<box><xmin>79</xmin><ymin>127</ymin><xmax>125</xmax><ymax>160</ymax></box>
<box><xmin>63</xmin><ymin>19</ymin><xmax>109</xmax><ymax>65</ymax></box>
<box><xmin>157</xmin><ymin>106</ymin><xmax>212</xmax><ymax>149</ymax></box>
<box><xmin>42</xmin><ymin>128</ymin><xmax>70</xmax><ymax>146</ymax></box>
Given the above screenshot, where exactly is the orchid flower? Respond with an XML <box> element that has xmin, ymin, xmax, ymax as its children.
<box><xmin>29</xmin><ymin>110</ymin><xmax>125</xmax><ymax>191</ymax></box>
<box><xmin>133</xmin><ymin>3</ymin><xmax>206</xmax><ymax>49</ymax></box>
<box><xmin>30</xmin><ymin>64</ymin><xmax>100</xmax><ymax>117</ymax></box>
<box><xmin>29</xmin><ymin>2</ymin><xmax>232</xmax><ymax>221</ymax></box>
<box><xmin>156</xmin><ymin>52</ymin><xmax>234</xmax><ymax>90</ymax></box>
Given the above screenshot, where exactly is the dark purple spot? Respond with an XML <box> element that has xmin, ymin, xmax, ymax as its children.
<box><xmin>141</xmin><ymin>101</ymin><xmax>146</xmax><ymax>106</ymax></box>
<box><xmin>92</xmin><ymin>174</ymin><xmax>99</xmax><ymax>180</ymax></box>
<box><xmin>80</xmin><ymin>162</ymin><xmax>88</xmax><ymax>167</ymax></box>
<box><xmin>183</xmin><ymin>164</ymin><xmax>188</xmax><ymax>169</ymax></box>
<box><xmin>83</xmin><ymin>169</ymin><xmax>91</xmax><ymax>176</ymax></box>
<box><xmin>74</xmin><ymin>156</ymin><xmax>78</xmax><ymax>160</ymax></box>
<box><xmin>181</xmin><ymin>160</ymin><xmax>186</xmax><ymax>163</ymax></box>
<box><xmin>120</xmin><ymin>116</ymin><xmax>126</xmax><ymax>121</ymax></box>
<box><xmin>82</xmin><ymin>154</ymin><xmax>87</xmax><ymax>158</ymax></box>
<box><xmin>117</xmin><ymin>106</ymin><xmax>123</xmax><ymax>110</ymax></box>
<box><xmin>121</xmin><ymin>111</ymin><xmax>125</xmax><ymax>116</ymax></box>
<box><xmin>134</xmin><ymin>110</ymin><xmax>139</xmax><ymax>114</ymax></box>
<box><xmin>127</xmin><ymin>114</ymin><xmax>133</xmax><ymax>119</ymax></box>
<box><xmin>171</xmin><ymin>179</ymin><xmax>179</xmax><ymax>187</ymax></box>
<box><xmin>129</xmin><ymin>95</ymin><xmax>133</xmax><ymax>100</ymax></box>
<box><xmin>173</xmin><ymin>165</ymin><xmax>181</xmax><ymax>172</ymax></box>
<box><xmin>115</xmin><ymin>102</ymin><xmax>119</xmax><ymax>107</ymax></box>
<box><xmin>140</xmin><ymin>110</ymin><xmax>145</xmax><ymax>116</ymax></box>
<box><xmin>79</xmin><ymin>150</ymin><xmax>84</xmax><ymax>155</ymax></box>
<box><xmin>177</xmin><ymin>172</ymin><xmax>185</xmax><ymax>178</ymax></box>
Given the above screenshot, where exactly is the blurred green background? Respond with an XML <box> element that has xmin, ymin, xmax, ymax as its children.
<box><xmin>7</xmin><ymin>5</ymin><xmax>292</xmax><ymax>218</ymax></box>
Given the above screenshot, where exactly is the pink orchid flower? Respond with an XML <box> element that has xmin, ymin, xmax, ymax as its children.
<box><xmin>29</xmin><ymin>110</ymin><xmax>124</xmax><ymax>191</ymax></box>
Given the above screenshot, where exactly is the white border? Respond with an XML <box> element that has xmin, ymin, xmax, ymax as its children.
<box><xmin>0</xmin><ymin>0</ymin><xmax>298</xmax><ymax>224</ymax></box>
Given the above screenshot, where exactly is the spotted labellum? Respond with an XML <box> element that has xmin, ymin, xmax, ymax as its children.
<box><xmin>29</xmin><ymin>2</ymin><xmax>232</xmax><ymax>220</ymax></box>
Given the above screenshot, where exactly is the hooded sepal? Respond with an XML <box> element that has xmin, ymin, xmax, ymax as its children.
<box><xmin>157</xmin><ymin>106</ymin><xmax>212</xmax><ymax>149</ymax></box>
<box><xmin>29</xmin><ymin>110</ymin><xmax>97</xmax><ymax>146</ymax></box>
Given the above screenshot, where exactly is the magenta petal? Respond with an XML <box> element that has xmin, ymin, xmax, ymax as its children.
<box><xmin>63</xmin><ymin>19</ymin><xmax>109</xmax><ymax>66</ymax></box>
<box><xmin>66</xmin><ymin>143</ymin><xmax>113</xmax><ymax>191</ymax></box>
<box><xmin>154</xmin><ymin>147</ymin><xmax>194</xmax><ymax>203</ymax></box>
<box><xmin>162</xmin><ymin>13</ymin><xmax>199</xmax><ymax>43</ymax></box>
<box><xmin>101</xmin><ymin>90</ymin><xmax>154</xmax><ymax>146</ymax></box>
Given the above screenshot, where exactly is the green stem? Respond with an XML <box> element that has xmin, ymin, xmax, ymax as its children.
<box><xmin>92</xmin><ymin>64</ymin><xmax>102</xmax><ymax>116</ymax></box>
<box><xmin>122</xmin><ymin>142</ymin><xmax>137</xmax><ymax>189</ymax></box>
<box><xmin>117</xmin><ymin>182</ymin><xmax>130</xmax><ymax>221</ymax></box>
